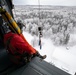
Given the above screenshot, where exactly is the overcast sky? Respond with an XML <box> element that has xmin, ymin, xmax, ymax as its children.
<box><xmin>13</xmin><ymin>0</ymin><xmax>76</xmax><ymax>6</ymax></box>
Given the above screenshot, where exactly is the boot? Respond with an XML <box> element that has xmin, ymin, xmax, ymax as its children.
<box><xmin>35</xmin><ymin>51</ymin><xmax>47</xmax><ymax>59</ymax></box>
<box><xmin>39</xmin><ymin>55</ymin><xmax>46</xmax><ymax>59</ymax></box>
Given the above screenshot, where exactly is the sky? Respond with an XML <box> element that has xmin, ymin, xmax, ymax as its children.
<box><xmin>13</xmin><ymin>0</ymin><xmax>76</xmax><ymax>6</ymax></box>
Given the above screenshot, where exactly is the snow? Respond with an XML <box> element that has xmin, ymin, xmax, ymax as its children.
<box><xmin>23</xmin><ymin>31</ymin><xmax>55</xmax><ymax>62</ymax></box>
<box><xmin>23</xmin><ymin>31</ymin><xmax>76</xmax><ymax>75</ymax></box>
<box><xmin>52</xmin><ymin>47</ymin><xmax>76</xmax><ymax>74</ymax></box>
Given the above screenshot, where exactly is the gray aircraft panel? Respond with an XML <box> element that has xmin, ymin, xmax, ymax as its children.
<box><xmin>9</xmin><ymin>57</ymin><xmax>71</xmax><ymax>75</ymax></box>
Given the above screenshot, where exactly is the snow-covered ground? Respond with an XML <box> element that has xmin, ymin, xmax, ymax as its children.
<box><xmin>23</xmin><ymin>31</ymin><xmax>76</xmax><ymax>75</ymax></box>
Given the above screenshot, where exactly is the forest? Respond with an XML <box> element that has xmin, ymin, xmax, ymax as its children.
<box><xmin>13</xmin><ymin>5</ymin><xmax>76</xmax><ymax>46</ymax></box>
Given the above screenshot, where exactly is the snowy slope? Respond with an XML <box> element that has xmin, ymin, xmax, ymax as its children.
<box><xmin>23</xmin><ymin>31</ymin><xmax>55</xmax><ymax>62</ymax></box>
<box><xmin>23</xmin><ymin>31</ymin><xmax>76</xmax><ymax>75</ymax></box>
